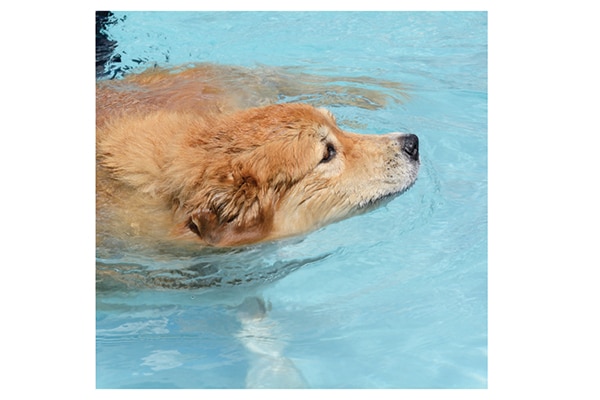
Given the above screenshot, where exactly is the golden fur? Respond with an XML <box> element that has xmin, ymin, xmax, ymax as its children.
<box><xmin>96</xmin><ymin>65</ymin><xmax>419</xmax><ymax>248</ymax></box>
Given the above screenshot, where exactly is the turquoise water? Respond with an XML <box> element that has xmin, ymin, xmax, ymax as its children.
<box><xmin>96</xmin><ymin>11</ymin><xmax>487</xmax><ymax>389</ymax></box>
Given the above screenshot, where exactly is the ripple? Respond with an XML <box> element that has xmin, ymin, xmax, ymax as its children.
<box><xmin>97</xmin><ymin>238</ymin><xmax>334</xmax><ymax>292</ymax></box>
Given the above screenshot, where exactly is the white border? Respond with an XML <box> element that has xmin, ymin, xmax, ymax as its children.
<box><xmin>4</xmin><ymin>1</ymin><xmax>598</xmax><ymax>399</ymax></box>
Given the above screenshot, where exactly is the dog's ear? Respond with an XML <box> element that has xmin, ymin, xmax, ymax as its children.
<box><xmin>184</xmin><ymin>173</ymin><xmax>275</xmax><ymax>247</ymax></box>
<box><xmin>187</xmin><ymin>207</ymin><xmax>271</xmax><ymax>247</ymax></box>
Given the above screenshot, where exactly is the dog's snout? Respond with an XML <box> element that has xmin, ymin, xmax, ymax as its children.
<box><xmin>400</xmin><ymin>134</ymin><xmax>419</xmax><ymax>161</ymax></box>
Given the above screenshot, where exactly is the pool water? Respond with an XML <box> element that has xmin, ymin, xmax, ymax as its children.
<box><xmin>96</xmin><ymin>11</ymin><xmax>487</xmax><ymax>389</ymax></box>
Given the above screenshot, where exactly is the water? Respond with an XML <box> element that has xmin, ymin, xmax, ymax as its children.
<box><xmin>96</xmin><ymin>11</ymin><xmax>487</xmax><ymax>389</ymax></box>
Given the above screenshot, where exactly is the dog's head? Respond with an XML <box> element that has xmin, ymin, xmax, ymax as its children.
<box><xmin>177</xmin><ymin>103</ymin><xmax>419</xmax><ymax>247</ymax></box>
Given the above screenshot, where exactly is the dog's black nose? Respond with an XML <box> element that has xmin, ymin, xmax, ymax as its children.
<box><xmin>402</xmin><ymin>134</ymin><xmax>419</xmax><ymax>161</ymax></box>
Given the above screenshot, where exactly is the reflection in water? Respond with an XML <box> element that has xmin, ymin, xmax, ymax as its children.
<box><xmin>97</xmin><ymin>237</ymin><xmax>334</xmax><ymax>291</ymax></box>
<box><xmin>236</xmin><ymin>297</ymin><xmax>308</xmax><ymax>388</ymax></box>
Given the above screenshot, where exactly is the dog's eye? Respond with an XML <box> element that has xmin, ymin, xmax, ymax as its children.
<box><xmin>321</xmin><ymin>143</ymin><xmax>336</xmax><ymax>163</ymax></box>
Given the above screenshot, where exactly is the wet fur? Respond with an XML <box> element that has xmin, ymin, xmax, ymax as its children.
<box><xmin>96</xmin><ymin>65</ymin><xmax>419</xmax><ymax>248</ymax></box>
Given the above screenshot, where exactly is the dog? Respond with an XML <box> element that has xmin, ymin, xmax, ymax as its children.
<box><xmin>96</xmin><ymin>65</ymin><xmax>419</xmax><ymax>249</ymax></box>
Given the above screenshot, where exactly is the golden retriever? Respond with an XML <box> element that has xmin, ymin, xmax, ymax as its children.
<box><xmin>96</xmin><ymin>64</ymin><xmax>419</xmax><ymax>248</ymax></box>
